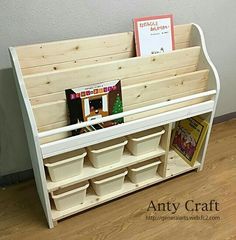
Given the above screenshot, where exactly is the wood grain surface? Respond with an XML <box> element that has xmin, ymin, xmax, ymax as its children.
<box><xmin>0</xmin><ymin>119</ymin><xmax>235</xmax><ymax>240</ymax></box>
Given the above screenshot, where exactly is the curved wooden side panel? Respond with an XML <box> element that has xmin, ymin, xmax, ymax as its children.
<box><xmin>9</xmin><ymin>48</ymin><xmax>54</xmax><ymax>228</ymax></box>
<box><xmin>189</xmin><ymin>23</ymin><xmax>220</xmax><ymax>170</ymax></box>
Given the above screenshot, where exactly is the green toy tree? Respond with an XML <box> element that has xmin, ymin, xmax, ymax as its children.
<box><xmin>112</xmin><ymin>94</ymin><xmax>123</xmax><ymax>124</ymax></box>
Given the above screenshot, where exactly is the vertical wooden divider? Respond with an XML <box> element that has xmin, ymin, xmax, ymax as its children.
<box><xmin>158</xmin><ymin>123</ymin><xmax>173</xmax><ymax>177</ymax></box>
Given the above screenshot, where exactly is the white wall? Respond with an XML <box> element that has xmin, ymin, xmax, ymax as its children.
<box><xmin>0</xmin><ymin>0</ymin><xmax>235</xmax><ymax>175</ymax></box>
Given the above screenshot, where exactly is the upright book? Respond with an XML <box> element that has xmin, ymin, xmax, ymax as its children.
<box><xmin>171</xmin><ymin>116</ymin><xmax>209</xmax><ymax>167</ymax></box>
<box><xmin>65</xmin><ymin>80</ymin><xmax>123</xmax><ymax>135</ymax></box>
<box><xmin>133</xmin><ymin>14</ymin><xmax>175</xmax><ymax>56</ymax></box>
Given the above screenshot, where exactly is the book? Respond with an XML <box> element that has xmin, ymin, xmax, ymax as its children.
<box><xmin>133</xmin><ymin>14</ymin><xmax>175</xmax><ymax>56</ymax></box>
<box><xmin>65</xmin><ymin>80</ymin><xmax>123</xmax><ymax>136</ymax></box>
<box><xmin>171</xmin><ymin>116</ymin><xmax>209</xmax><ymax>167</ymax></box>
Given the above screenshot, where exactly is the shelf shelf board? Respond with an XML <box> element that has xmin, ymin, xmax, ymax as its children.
<box><xmin>46</xmin><ymin>146</ymin><xmax>166</xmax><ymax>192</ymax></box>
<box><xmin>51</xmin><ymin>149</ymin><xmax>200</xmax><ymax>221</ymax></box>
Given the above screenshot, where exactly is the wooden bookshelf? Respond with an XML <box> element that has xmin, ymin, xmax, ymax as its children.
<box><xmin>9</xmin><ymin>23</ymin><xmax>220</xmax><ymax>228</ymax></box>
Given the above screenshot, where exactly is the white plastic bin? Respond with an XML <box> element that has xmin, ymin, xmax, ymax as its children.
<box><xmin>128</xmin><ymin>159</ymin><xmax>161</xmax><ymax>184</ymax></box>
<box><xmin>45</xmin><ymin>149</ymin><xmax>87</xmax><ymax>182</ymax></box>
<box><xmin>87</xmin><ymin>137</ymin><xmax>128</xmax><ymax>168</ymax></box>
<box><xmin>51</xmin><ymin>181</ymin><xmax>89</xmax><ymax>211</ymax></box>
<box><xmin>91</xmin><ymin>169</ymin><xmax>128</xmax><ymax>196</ymax></box>
<box><xmin>126</xmin><ymin>127</ymin><xmax>165</xmax><ymax>156</ymax></box>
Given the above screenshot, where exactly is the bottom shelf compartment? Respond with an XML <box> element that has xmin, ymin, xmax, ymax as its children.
<box><xmin>166</xmin><ymin>150</ymin><xmax>200</xmax><ymax>177</ymax></box>
<box><xmin>51</xmin><ymin>150</ymin><xmax>200</xmax><ymax>221</ymax></box>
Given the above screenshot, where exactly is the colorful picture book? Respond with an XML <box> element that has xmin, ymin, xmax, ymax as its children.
<box><xmin>171</xmin><ymin>116</ymin><xmax>209</xmax><ymax>167</ymax></box>
<box><xmin>65</xmin><ymin>80</ymin><xmax>123</xmax><ymax>136</ymax></box>
<box><xmin>133</xmin><ymin>14</ymin><xmax>175</xmax><ymax>56</ymax></box>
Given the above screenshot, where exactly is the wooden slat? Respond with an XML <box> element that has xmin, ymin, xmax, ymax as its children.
<box><xmin>32</xmin><ymin>70</ymin><xmax>208</xmax><ymax>127</ymax></box>
<box><xmin>38</xmin><ymin>121</ymin><xmax>69</xmax><ymax>144</ymax></box>
<box><xmin>38</xmin><ymin>120</ymin><xmax>68</xmax><ymax>132</ymax></box>
<box><xmin>174</xmin><ymin>24</ymin><xmax>191</xmax><ymax>50</ymax></box>
<box><xmin>175</xmin><ymin>41</ymin><xmax>189</xmax><ymax>49</ymax></box>
<box><xmin>124</xmin><ymin>87</ymin><xmax>207</xmax><ymax>111</ymax></box>
<box><xmin>122</xmin><ymin>70</ymin><xmax>209</xmax><ymax>106</ymax></box>
<box><xmin>33</xmin><ymin>100</ymin><xmax>67</xmax><ymax>127</ymax></box>
<box><xmin>24</xmin><ymin>46</ymin><xmax>201</xmax><ymax>98</ymax></box>
<box><xmin>16</xmin><ymin>32</ymin><xmax>134</xmax><ymax>69</ymax></box>
<box><xmin>22</xmin><ymin>51</ymin><xmax>134</xmax><ymax>75</ymax></box>
<box><xmin>30</xmin><ymin>65</ymin><xmax>197</xmax><ymax>105</ymax></box>
<box><xmin>40</xmin><ymin>132</ymin><xmax>70</xmax><ymax>145</ymax></box>
<box><xmin>30</xmin><ymin>92</ymin><xmax>67</xmax><ymax>106</ymax></box>
<box><xmin>124</xmin><ymin>96</ymin><xmax>212</xmax><ymax>122</ymax></box>
<box><xmin>17</xmin><ymin>24</ymin><xmax>191</xmax><ymax>75</ymax></box>
<box><xmin>174</xmin><ymin>24</ymin><xmax>192</xmax><ymax>45</ymax></box>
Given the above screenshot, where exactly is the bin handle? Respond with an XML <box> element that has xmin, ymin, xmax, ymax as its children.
<box><xmin>88</xmin><ymin>139</ymin><xmax>128</xmax><ymax>154</ymax></box>
<box><xmin>128</xmin><ymin>129</ymin><xmax>165</xmax><ymax>142</ymax></box>
<box><xmin>45</xmin><ymin>152</ymin><xmax>87</xmax><ymax>167</ymax></box>
<box><xmin>51</xmin><ymin>182</ymin><xmax>89</xmax><ymax>199</ymax></box>
<box><xmin>92</xmin><ymin>170</ymin><xmax>128</xmax><ymax>184</ymax></box>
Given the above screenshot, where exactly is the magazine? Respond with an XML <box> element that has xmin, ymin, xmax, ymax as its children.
<box><xmin>133</xmin><ymin>14</ymin><xmax>175</xmax><ymax>56</ymax></box>
<box><xmin>171</xmin><ymin>116</ymin><xmax>209</xmax><ymax>166</ymax></box>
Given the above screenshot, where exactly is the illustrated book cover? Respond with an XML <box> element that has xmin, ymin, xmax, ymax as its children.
<box><xmin>133</xmin><ymin>14</ymin><xmax>175</xmax><ymax>56</ymax></box>
<box><xmin>171</xmin><ymin>116</ymin><xmax>209</xmax><ymax>167</ymax></box>
<box><xmin>65</xmin><ymin>80</ymin><xmax>123</xmax><ymax>136</ymax></box>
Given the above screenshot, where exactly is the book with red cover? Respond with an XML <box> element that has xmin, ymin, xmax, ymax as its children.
<box><xmin>133</xmin><ymin>14</ymin><xmax>175</xmax><ymax>56</ymax></box>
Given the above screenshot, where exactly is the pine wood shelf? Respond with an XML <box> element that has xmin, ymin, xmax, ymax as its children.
<box><xmin>10</xmin><ymin>23</ymin><xmax>220</xmax><ymax>228</ymax></box>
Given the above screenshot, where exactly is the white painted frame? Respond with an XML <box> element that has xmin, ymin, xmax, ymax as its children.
<box><xmin>9</xmin><ymin>48</ymin><xmax>54</xmax><ymax>228</ymax></box>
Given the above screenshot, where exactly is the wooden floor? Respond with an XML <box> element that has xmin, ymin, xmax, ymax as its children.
<box><xmin>0</xmin><ymin>119</ymin><xmax>236</xmax><ymax>240</ymax></box>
